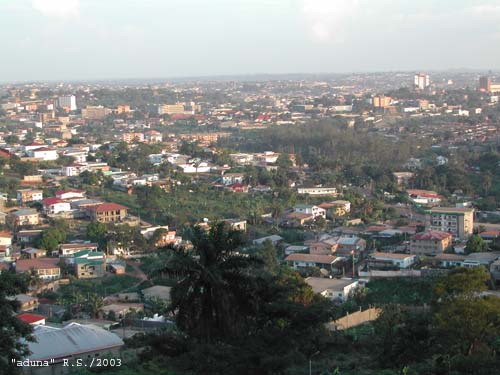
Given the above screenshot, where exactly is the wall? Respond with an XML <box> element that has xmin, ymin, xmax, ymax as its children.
<box><xmin>326</xmin><ymin>308</ymin><xmax>382</xmax><ymax>331</ymax></box>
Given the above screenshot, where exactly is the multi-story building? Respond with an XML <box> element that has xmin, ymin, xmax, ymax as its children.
<box><xmin>410</xmin><ymin>230</ymin><xmax>453</xmax><ymax>256</ymax></box>
<box><xmin>87</xmin><ymin>202</ymin><xmax>128</xmax><ymax>223</ymax></box>
<box><xmin>122</xmin><ymin>132</ymin><xmax>145</xmax><ymax>143</ymax></box>
<box><xmin>414</xmin><ymin>73</ymin><xmax>430</xmax><ymax>90</ymax></box>
<box><xmin>57</xmin><ymin>95</ymin><xmax>77</xmax><ymax>111</ymax></box>
<box><xmin>82</xmin><ymin>105</ymin><xmax>111</xmax><ymax>120</ymax></box>
<box><xmin>479</xmin><ymin>76</ymin><xmax>492</xmax><ymax>92</ymax></box>
<box><xmin>16</xmin><ymin>189</ymin><xmax>43</xmax><ymax>205</ymax></box>
<box><xmin>373</xmin><ymin>95</ymin><xmax>392</xmax><ymax>108</ymax></box>
<box><xmin>293</xmin><ymin>204</ymin><xmax>326</xmax><ymax>219</ymax></box>
<box><xmin>7</xmin><ymin>209</ymin><xmax>41</xmax><ymax>228</ymax></box>
<box><xmin>429</xmin><ymin>207</ymin><xmax>474</xmax><ymax>239</ymax></box>
<box><xmin>42</xmin><ymin>197</ymin><xmax>72</xmax><ymax>215</ymax></box>
<box><xmin>15</xmin><ymin>258</ymin><xmax>61</xmax><ymax>280</ymax></box>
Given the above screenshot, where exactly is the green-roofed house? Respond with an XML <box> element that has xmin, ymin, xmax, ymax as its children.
<box><xmin>70</xmin><ymin>249</ymin><xmax>106</xmax><ymax>279</ymax></box>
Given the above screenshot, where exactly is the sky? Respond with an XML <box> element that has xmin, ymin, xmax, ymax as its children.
<box><xmin>1</xmin><ymin>0</ymin><xmax>500</xmax><ymax>81</ymax></box>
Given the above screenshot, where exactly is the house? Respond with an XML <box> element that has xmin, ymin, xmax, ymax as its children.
<box><xmin>21</xmin><ymin>247</ymin><xmax>46</xmax><ymax>259</ymax></box>
<box><xmin>17</xmin><ymin>229</ymin><xmax>43</xmax><ymax>244</ymax></box>
<box><xmin>7</xmin><ymin>209</ymin><xmax>40</xmax><ymax>228</ymax></box>
<box><xmin>9</xmin><ymin>294</ymin><xmax>39</xmax><ymax>312</ymax></box>
<box><xmin>410</xmin><ymin>230</ymin><xmax>453</xmax><ymax>256</ymax></box>
<box><xmin>281</xmin><ymin>212</ymin><xmax>314</xmax><ymax>227</ymax></box>
<box><xmin>59</xmin><ymin>243</ymin><xmax>99</xmax><ymax>258</ymax></box>
<box><xmin>69</xmin><ymin>250</ymin><xmax>106</xmax><ymax>279</ymax></box>
<box><xmin>27</xmin><ymin>147</ymin><xmax>59</xmax><ymax>161</ymax></box>
<box><xmin>285</xmin><ymin>245</ymin><xmax>309</xmax><ymax>255</ymax></box>
<box><xmin>319</xmin><ymin>200</ymin><xmax>351</xmax><ymax>219</ymax></box>
<box><xmin>393</xmin><ymin>172</ymin><xmax>415</xmax><ymax>186</ymax></box>
<box><xmin>432</xmin><ymin>253</ymin><xmax>467</xmax><ymax>268</ymax></box>
<box><xmin>253</xmin><ymin>235</ymin><xmax>283</xmax><ymax>246</ymax></box>
<box><xmin>369</xmin><ymin>252</ymin><xmax>416</xmax><ymax>269</ymax></box>
<box><xmin>305</xmin><ymin>277</ymin><xmax>359</xmax><ymax>302</ymax></box>
<box><xmin>145</xmin><ymin>130</ymin><xmax>163</xmax><ymax>143</ymax></box>
<box><xmin>308</xmin><ymin>241</ymin><xmax>338</xmax><ymax>255</ymax></box>
<box><xmin>224</xmin><ymin>218</ymin><xmax>247</xmax><ymax>232</ymax></box>
<box><xmin>0</xmin><ymin>231</ymin><xmax>13</xmax><ymax>247</ymax></box>
<box><xmin>336</xmin><ymin>236</ymin><xmax>367</xmax><ymax>257</ymax></box>
<box><xmin>87</xmin><ymin>202</ymin><xmax>128</xmax><ymax>223</ymax></box>
<box><xmin>222</xmin><ymin>173</ymin><xmax>245</xmax><ymax>186</ymax></box>
<box><xmin>55</xmin><ymin>189</ymin><xmax>86</xmax><ymax>201</ymax></box>
<box><xmin>297</xmin><ymin>187</ymin><xmax>338</xmax><ymax>196</ymax></box>
<box><xmin>407</xmin><ymin>189</ymin><xmax>442</xmax><ymax>206</ymax></box>
<box><xmin>61</xmin><ymin>164</ymin><xmax>88</xmax><ymax>177</ymax></box>
<box><xmin>24</xmin><ymin>323</ymin><xmax>124</xmax><ymax>373</ymax></box>
<box><xmin>42</xmin><ymin>197</ymin><xmax>72</xmax><ymax>215</ymax></box>
<box><xmin>227</xmin><ymin>182</ymin><xmax>249</xmax><ymax>193</ymax></box>
<box><xmin>479</xmin><ymin>230</ymin><xmax>500</xmax><ymax>244</ymax></box>
<box><xmin>100</xmin><ymin>303</ymin><xmax>144</xmax><ymax>319</ymax></box>
<box><xmin>17</xmin><ymin>313</ymin><xmax>46</xmax><ymax>325</ymax></box>
<box><xmin>16</xmin><ymin>189</ymin><xmax>43</xmax><ymax>205</ymax></box>
<box><xmin>293</xmin><ymin>204</ymin><xmax>326</xmax><ymax>219</ymax></box>
<box><xmin>15</xmin><ymin>258</ymin><xmax>61</xmax><ymax>280</ymax></box>
<box><xmin>285</xmin><ymin>253</ymin><xmax>344</xmax><ymax>271</ymax></box>
<box><xmin>461</xmin><ymin>252</ymin><xmax>500</xmax><ymax>268</ymax></box>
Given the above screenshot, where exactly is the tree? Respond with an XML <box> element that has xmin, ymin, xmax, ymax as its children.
<box><xmin>35</xmin><ymin>228</ymin><xmax>66</xmax><ymax>253</ymax></box>
<box><xmin>465</xmin><ymin>235</ymin><xmax>488</xmax><ymax>254</ymax></box>
<box><xmin>86</xmin><ymin>222</ymin><xmax>107</xmax><ymax>244</ymax></box>
<box><xmin>255</xmin><ymin>239</ymin><xmax>279</xmax><ymax>273</ymax></box>
<box><xmin>154</xmin><ymin>222</ymin><xmax>260</xmax><ymax>340</ymax></box>
<box><xmin>85</xmin><ymin>294</ymin><xmax>104</xmax><ymax>319</ymax></box>
<box><xmin>0</xmin><ymin>271</ymin><xmax>34</xmax><ymax>375</ymax></box>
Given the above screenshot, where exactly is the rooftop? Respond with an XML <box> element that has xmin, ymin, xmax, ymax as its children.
<box><xmin>305</xmin><ymin>277</ymin><xmax>357</xmax><ymax>294</ymax></box>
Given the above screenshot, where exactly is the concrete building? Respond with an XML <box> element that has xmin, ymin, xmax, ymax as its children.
<box><xmin>17</xmin><ymin>189</ymin><xmax>43</xmax><ymax>205</ymax></box>
<box><xmin>369</xmin><ymin>252</ymin><xmax>416</xmax><ymax>269</ymax></box>
<box><xmin>414</xmin><ymin>73</ymin><xmax>430</xmax><ymax>90</ymax></box>
<box><xmin>305</xmin><ymin>277</ymin><xmax>359</xmax><ymax>302</ymax></box>
<box><xmin>373</xmin><ymin>95</ymin><xmax>392</xmax><ymax>108</ymax></box>
<box><xmin>81</xmin><ymin>106</ymin><xmax>111</xmax><ymax>120</ymax></box>
<box><xmin>23</xmin><ymin>323</ymin><xmax>123</xmax><ymax>375</ymax></box>
<box><xmin>7</xmin><ymin>209</ymin><xmax>40</xmax><ymax>228</ymax></box>
<box><xmin>86</xmin><ymin>202</ymin><xmax>128</xmax><ymax>223</ymax></box>
<box><xmin>57</xmin><ymin>95</ymin><xmax>77</xmax><ymax>111</ymax></box>
<box><xmin>429</xmin><ymin>207</ymin><xmax>474</xmax><ymax>239</ymax></box>
<box><xmin>410</xmin><ymin>230</ymin><xmax>453</xmax><ymax>256</ymax></box>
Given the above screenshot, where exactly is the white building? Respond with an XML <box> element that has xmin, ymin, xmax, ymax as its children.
<box><xmin>42</xmin><ymin>198</ymin><xmax>72</xmax><ymax>215</ymax></box>
<box><xmin>293</xmin><ymin>204</ymin><xmax>326</xmax><ymax>219</ymax></box>
<box><xmin>370</xmin><ymin>252</ymin><xmax>416</xmax><ymax>269</ymax></box>
<box><xmin>305</xmin><ymin>277</ymin><xmax>359</xmax><ymax>302</ymax></box>
<box><xmin>57</xmin><ymin>95</ymin><xmax>77</xmax><ymax>111</ymax></box>
<box><xmin>28</xmin><ymin>147</ymin><xmax>59</xmax><ymax>161</ymax></box>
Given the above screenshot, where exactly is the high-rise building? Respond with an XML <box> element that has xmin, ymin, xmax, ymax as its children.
<box><xmin>81</xmin><ymin>106</ymin><xmax>111</xmax><ymax>120</ymax></box>
<box><xmin>57</xmin><ymin>95</ymin><xmax>77</xmax><ymax>111</ymax></box>
<box><xmin>479</xmin><ymin>76</ymin><xmax>492</xmax><ymax>92</ymax></box>
<box><xmin>429</xmin><ymin>207</ymin><xmax>474</xmax><ymax>240</ymax></box>
<box><xmin>373</xmin><ymin>95</ymin><xmax>392</xmax><ymax>108</ymax></box>
<box><xmin>414</xmin><ymin>73</ymin><xmax>430</xmax><ymax>90</ymax></box>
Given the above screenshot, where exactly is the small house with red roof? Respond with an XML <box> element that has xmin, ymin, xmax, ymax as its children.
<box><xmin>17</xmin><ymin>313</ymin><xmax>46</xmax><ymax>325</ymax></box>
<box><xmin>86</xmin><ymin>202</ymin><xmax>128</xmax><ymax>223</ymax></box>
<box><xmin>227</xmin><ymin>182</ymin><xmax>249</xmax><ymax>193</ymax></box>
<box><xmin>42</xmin><ymin>197</ymin><xmax>71</xmax><ymax>215</ymax></box>
<box><xmin>410</xmin><ymin>230</ymin><xmax>453</xmax><ymax>256</ymax></box>
<box><xmin>15</xmin><ymin>258</ymin><xmax>61</xmax><ymax>280</ymax></box>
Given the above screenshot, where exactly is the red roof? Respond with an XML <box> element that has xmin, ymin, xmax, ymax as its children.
<box><xmin>17</xmin><ymin>313</ymin><xmax>46</xmax><ymax>324</ymax></box>
<box><xmin>15</xmin><ymin>258</ymin><xmax>60</xmax><ymax>272</ymax></box>
<box><xmin>285</xmin><ymin>253</ymin><xmax>339</xmax><ymax>264</ymax></box>
<box><xmin>90</xmin><ymin>202</ymin><xmax>128</xmax><ymax>212</ymax></box>
<box><xmin>42</xmin><ymin>197</ymin><xmax>66</xmax><ymax>206</ymax></box>
<box><xmin>412</xmin><ymin>230</ymin><xmax>452</xmax><ymax>241</ymax></box>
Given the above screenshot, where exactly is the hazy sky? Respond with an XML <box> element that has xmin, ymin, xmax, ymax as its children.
<box><xmin>1</xmin><ymin>0</ymin><xmax>500</xmax><ymax>81</ymax></box>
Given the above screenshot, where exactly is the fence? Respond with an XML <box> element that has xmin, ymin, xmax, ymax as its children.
<box><xmin>326</xmin><ymin>307</ymin><xmax>382</xmax><ymax>331</ymax></box>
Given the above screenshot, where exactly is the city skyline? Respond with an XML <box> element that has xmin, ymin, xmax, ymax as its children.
<box><xmin>1</xmin><ymin>0</ymin><xmax>500</xmax><ymax>82</ymax></box>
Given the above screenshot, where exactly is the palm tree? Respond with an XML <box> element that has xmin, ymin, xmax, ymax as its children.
<box><xmin>154</xmin><ymin>222</ymin><xmax>262</xmax><ymax>341</ymax></box>
<box><xmin>85</xmin><ymin>293</ymin><xmax>104</xmax><ymax>319</ymax></box>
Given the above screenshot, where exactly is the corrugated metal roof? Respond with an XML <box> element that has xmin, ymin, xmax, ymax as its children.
<box><xmin>26</xmin><ymin>323</ymin><xmax>124</xmax><ymax>361</ymax></box>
